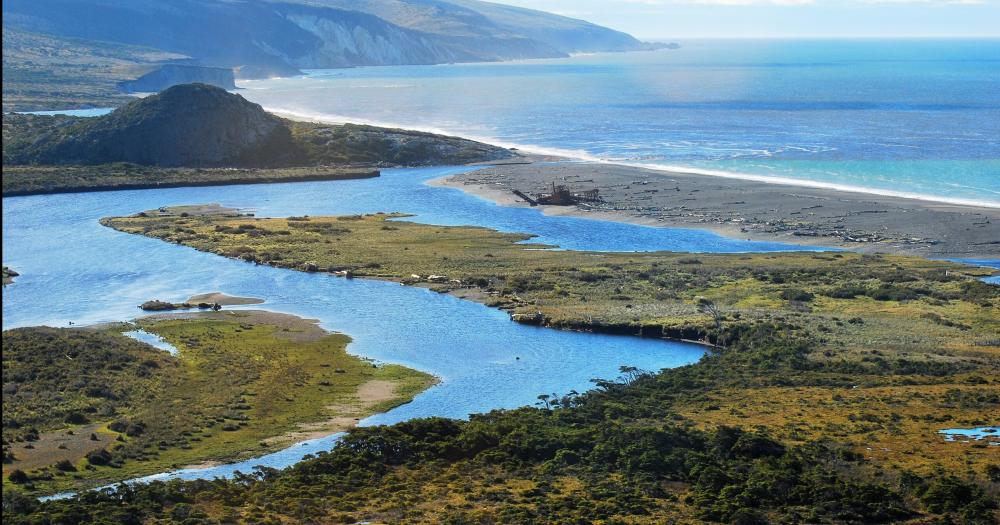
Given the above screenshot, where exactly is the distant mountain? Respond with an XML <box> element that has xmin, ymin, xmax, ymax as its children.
<box><xmin>3</xmin><ymin>84</ymin><xmax>512</xmax><ymax>167</ymax></box>
<box><xmin>3</xmin><ymin>0</ymin><xmax>659</xmax><ymax>74</ymax></box>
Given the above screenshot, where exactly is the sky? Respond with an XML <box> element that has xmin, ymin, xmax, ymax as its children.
<box><xmin>496</xmin><ymin>0</ymin><xmax>1000</xmax><ymax>39</ymax></box>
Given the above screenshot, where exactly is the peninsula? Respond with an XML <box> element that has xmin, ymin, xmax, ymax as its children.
<box><xmin>1</xmin><ymin>309</ymin><xmax>435</xmax><ymax>495</ymax></box>
<box><xmin>2</xmin><ymin>84</ymin><xmax>513</xmax><ymax>196</ymax></box>
<box><xmin>437</xmin><ymin>159</ymin><xmax>1000</xmax><ymax>259</ymax></box>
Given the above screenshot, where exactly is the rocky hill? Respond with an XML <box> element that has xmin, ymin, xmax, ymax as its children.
<box><xmin>3</xmin><ymin>84</ymin><xmax>512</xmax><ymax>168</ymax></box>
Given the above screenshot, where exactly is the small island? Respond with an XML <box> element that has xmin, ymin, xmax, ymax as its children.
<box><xmin>137</xmin><ymin>292</ymin><xmax>265</xmax><ymax>312</ymax></box>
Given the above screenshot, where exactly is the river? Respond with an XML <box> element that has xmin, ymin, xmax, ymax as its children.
<box><xmin>4</xmin><ymin>165</ymin><xmax>822</xmax><ymax>485</ymax></box>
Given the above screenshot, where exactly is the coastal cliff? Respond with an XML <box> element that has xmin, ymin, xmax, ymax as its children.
<box><xmin>2</xmin><ymin>0</ymin><xmax>668</xmax><ymax>110</ymax></box>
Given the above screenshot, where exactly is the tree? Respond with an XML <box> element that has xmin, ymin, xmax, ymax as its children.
<box><xmin>696</xmin><ymin>297</ymin><xmax>723</xmax><ymax>328</ymax></box>
<box><xmin>536</xmin><ymin>394</ymin><xmax>552</xmax><ymax>410</ymax></box>
<box><xmin>619</xmin><ymin>365</ymin><xmax>649</xmax><ymax>385</ymax></box>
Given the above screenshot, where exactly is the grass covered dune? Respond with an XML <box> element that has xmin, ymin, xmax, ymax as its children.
<box><xmin>21</xmin><ymin>205</ymin><xmax>993</xmax><ymax>523</ymax></box>
<box><xmin>1</xmin><ymin>311</ymin><xmax>435</xmax><ymax>496</ymax></box>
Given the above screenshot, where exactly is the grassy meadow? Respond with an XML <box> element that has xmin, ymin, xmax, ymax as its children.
<box><xmin>2</xmin><ymin>312</ymin><xmax>435</xmax><ymax>496</ymax></box>
<box><xmin>1</xmin><ymin>163</ymin><xmax>379</xmax><ymax>197</ymax></box>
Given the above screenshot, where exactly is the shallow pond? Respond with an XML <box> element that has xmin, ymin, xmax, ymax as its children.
<box><xmin>122</xmin><ymin>329</ymin><xmax>179</xmax><ymax>355</ymax></box>
<box><xmin>938</xmin><ymin>427</ymin><xmax>999</xmax><ymax>444</ymax></box>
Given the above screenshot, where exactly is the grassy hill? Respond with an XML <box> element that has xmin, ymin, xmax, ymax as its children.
<box><xmin>1</xmin><ymin>27</ymin><xmax>186</xmax><ymax>112</ymax></box>
<box><xmin>3</xmin><ymin>84</ymin><xmax>510</xmax><ymax>168</ymax></box>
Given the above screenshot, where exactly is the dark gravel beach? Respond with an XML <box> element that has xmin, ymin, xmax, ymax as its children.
<box><xmin>437</xmin><ymin>160</ymin><xmax>1000</xmax><ymax>259</ymax></box>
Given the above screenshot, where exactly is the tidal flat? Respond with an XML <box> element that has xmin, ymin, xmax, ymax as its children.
<box><xmin>440</xmin><ymin>160</ymin><xmax>1000</xmax><ymax>259</ymax></box>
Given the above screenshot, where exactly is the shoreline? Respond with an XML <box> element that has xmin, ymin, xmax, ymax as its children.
<box><xmin>260</xmin><ymin>107</ymin><xmax>998</xmax><ymax>210</ymax></box>
<box><xmin>432</xmin><ymin>159</ymin><xmax>1000</xmax><ymax>260</ymax></box>
<box><xmin>615</xmin><ymin>161</ymin><xmax>1000</xmax><ymax>210</ymax></box>
<box><xmin>7</xmin><ymin>307</ymin><xmax>438</xmax><ymax>498</ymax></box>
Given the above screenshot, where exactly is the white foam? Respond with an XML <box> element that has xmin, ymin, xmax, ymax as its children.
<box><xmin>265</xmin><ymin>106</ymin><xmax>1000</xmax><ymax>210</ymax></box>
<box><xmin>616</xmin><ymin>162</ymin><xmax>1000</xmax><ymax>209</ymax></box>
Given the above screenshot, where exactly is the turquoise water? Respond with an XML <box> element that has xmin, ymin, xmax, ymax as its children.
<box><xmin>240</xmin><ymin>39</ymin><xmax>1000</xmax><ymax>207</ymax></box>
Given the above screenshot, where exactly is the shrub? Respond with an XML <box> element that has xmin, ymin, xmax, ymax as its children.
<box><xmin>85</xmin><ymin>448</ymin><xmax>113</xmax><ymax>466</ymax></box>
<box><xmin>8</xmin><ymin>469</ymin><xmax>29</xmax><ymax>484</ymax></box>
<box><xmin>780</xmin><ymin>289</ymin><xmax>815</xmax><ymax>302</ymax></box>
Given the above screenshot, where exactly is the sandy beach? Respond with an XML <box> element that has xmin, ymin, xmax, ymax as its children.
<box><xmin>434</xmin><ymin>159</ymin><xmax>1000</xmax><ymax>259</ymax></box>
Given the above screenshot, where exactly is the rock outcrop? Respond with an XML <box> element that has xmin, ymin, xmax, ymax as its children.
<box><xmin>119</xmin><ymin>65</ymin><xmax>236</xmax><ymax>94</ymax></box>
<box><xmin>3</xmin><ymin>84</ymin><xmax>513</xmax><ymax>168</ymax></box>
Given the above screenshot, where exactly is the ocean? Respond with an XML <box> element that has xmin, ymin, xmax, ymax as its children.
<box><xmin>239</xmin><ymin>38</ymin><xmax>1000</xmax><ymax>207</ymax></box>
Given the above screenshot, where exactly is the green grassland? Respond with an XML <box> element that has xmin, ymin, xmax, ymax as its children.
<box><xmin>51</xmin><ymin>207</ymin><xmax>997</xmax><ymax>523</ymax></box>
<box><xmin>2</xmin><ymin>313</ymin><xmax>435</xmax><ymax>496</ymax></box>
<box><xmin>1</xmin><ymin>164</ymin><xmax>378</xmax><ymax>196</ymax></box>
<box><xmin>101</xmin><ymin>210</ymin><xmax>998</xmax><ymax>356</ymax></box>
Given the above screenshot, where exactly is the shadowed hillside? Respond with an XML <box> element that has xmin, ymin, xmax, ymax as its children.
<box><xmin>2</xmin><ymin>84</ymin><xmax>512</xmax><ymax>168</ymax></box>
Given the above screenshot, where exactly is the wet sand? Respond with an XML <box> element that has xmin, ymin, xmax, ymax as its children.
<box><xmin>265</xmin><ymin>380</ymin><xmax>401</xmax><ymax>446</ymax></box>
<box><xmin>185</xmin><ymin>292</ymin><xmax>264</xmax><ymax>306</ymax></box>
<box><xmin>435</xmin><ymin>160</ymin><xmax>1000</xmax><ymax>259</ymax></box>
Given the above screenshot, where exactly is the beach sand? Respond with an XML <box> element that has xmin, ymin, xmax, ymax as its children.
<box><xmin>185</xmin><ymin>292</ymin><xmax>264</xmax><ymax>306</ymax></box>
<box><xmin>434</xmin><ymin>160</ymin><xmax>1000</xmax><ymax>259</ymax></box>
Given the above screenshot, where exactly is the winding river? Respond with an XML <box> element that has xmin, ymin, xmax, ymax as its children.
<box><xmin>3</xmin><ymin>166</ymin><xmax>821</xmax><ymax>485</ymax></box>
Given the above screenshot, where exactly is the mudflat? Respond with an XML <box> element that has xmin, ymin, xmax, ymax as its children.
<box><xmin>438</xmin><ymin>160</ymin><xmax>1000</xmax><ymax>259</ymax></box>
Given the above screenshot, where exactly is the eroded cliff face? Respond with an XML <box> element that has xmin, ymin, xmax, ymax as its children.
<box><xmin>281</xmin><ymin>12</ymin><xmax>461</xmax><ymax>68</ymax></box>
<box><xmin>3</xmin><ymin>0</ymin><xmax>653</xmax><ymax>75</ymax></box>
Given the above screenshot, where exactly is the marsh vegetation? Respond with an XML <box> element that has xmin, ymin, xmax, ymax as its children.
<box><xmin>2</xmin><ymin>312</ymin><xmax>434</xmax><ymax>495</ymax></box>
<box><xmin>54</xmin><ymin>207</ymin><xmax>1000</xmax><ymax>522</ymax></box>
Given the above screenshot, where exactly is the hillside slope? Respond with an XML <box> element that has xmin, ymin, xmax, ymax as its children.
<box><xmin>2</xmin><ymin>83</ymin><xmax>512</xmax><ymax>168</ymax></box>
<box><xmin>3</xmin><ymin>0</ymin><xmax>667</xmax><ymax>110</ymax></box>
<box><xmin>1</xmin><ymin>27</ymin><xmax>187</xmax><ymax>111</ymax></box>
<box><xmin>3</xmin><ymin>0</ymin><xmax>657</xmax><ymax>72</ymax></box>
